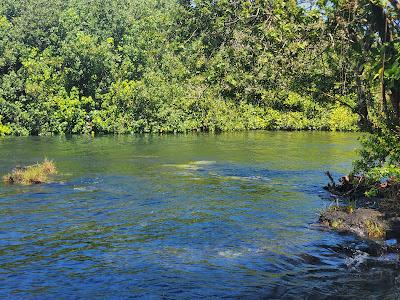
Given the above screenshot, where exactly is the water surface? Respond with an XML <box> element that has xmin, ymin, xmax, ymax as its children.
<box><xmin>1</xmin><ymin>132</ymin><xmax>399</xmax><ymax>299</ymax></box>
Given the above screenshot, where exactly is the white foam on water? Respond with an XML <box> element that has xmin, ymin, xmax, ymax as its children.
<box><xmin>191</xmin><ymin>161</ymin><xmax>216</xmax><ymax>165</ymax></box>
<box><xmin>218</xmin><ymin>250</ymin><xmax>244</xmax><ymax>258</ymax></box>
<box><xmin>345</xmin><ymin>250</ymin><xmax>369</xmax><ymax>269</ymax></box>
<box><xmin>73</xmin><ymin>186</ymin><xmax>98</xmax><ymax>192</ymax></box>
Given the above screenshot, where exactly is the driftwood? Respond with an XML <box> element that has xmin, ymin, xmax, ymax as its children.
<box><xmin>324</xmin><ymin>172</ymin><xmax>369</xmax><ymax>197</ymax></box>
<box><xmin>324</xmin><ymin>171</ymin><xmax>400</xmax><ymax>201</ymax></box>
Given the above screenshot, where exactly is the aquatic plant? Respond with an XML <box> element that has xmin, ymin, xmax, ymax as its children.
<box><xmin>365</xmin><ymin>220</ymin><xmax>385</xmax><ymax>239</ymax></box>
<box><xmin>2</xmin><ymin>159</ymin><xmax>57</xmax><ymax>185</ymax></box>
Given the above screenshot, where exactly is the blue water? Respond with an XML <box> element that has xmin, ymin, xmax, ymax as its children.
<box><xmin>1</xmin><ymin>132</ymin><xmax>399</xmax><ymax>299</ymax></box>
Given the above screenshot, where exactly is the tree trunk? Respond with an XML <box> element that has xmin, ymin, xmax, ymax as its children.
<box><xmin>390</xmin><ymin>86</ymin><xmax>400</xmax><ymax>125</ymax></box>
<box><xmin>371</xmin><ymin>3</ymin><xmax>400</xmax><ymax>126</ymax></box>
<box><xmin>355</xmin><ymin>72</ymin><xmax>372</xmax><ymax>131</ymax></box>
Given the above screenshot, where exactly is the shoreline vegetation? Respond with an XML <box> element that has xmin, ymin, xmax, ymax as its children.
<box><xmin>2</xmin><ymin>159</ymin><xmax>57</xmax><ymax>185</ymax></box>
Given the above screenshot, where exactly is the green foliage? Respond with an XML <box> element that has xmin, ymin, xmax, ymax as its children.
<box><xmin>353</xmin><ymin>128</ymin><xmax>400</xmax><ymax>182</ymax></box>
<box><xmin>0</xmin><ymin>115</ymin><xmax>11</xmax><ymax>135</ymax></box>
<box><xmin>328</xmin><ymin>105</ymin><xmax>359</xmax><ymax>132</ymax></box>
<box><xmin>0</xmin><ymin>0</ymin><xmax>365</xmax><ymax>135</ymax></box>
<box><xmin>315</xmin><ymin>0</ymin><xmax>400</xmax><ymax>186</ymax></box>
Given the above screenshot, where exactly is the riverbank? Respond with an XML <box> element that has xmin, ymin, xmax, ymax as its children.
<box><xmin>320</xmin><ymin>174</ymin><xmax>400</xmax><ymax>245</ymax></box>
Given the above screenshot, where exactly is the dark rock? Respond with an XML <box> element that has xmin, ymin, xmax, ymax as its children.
<box><xmin>319</xmin><ymin>207</ymin><xmax>387</xmax><ymax>239</ymax></box>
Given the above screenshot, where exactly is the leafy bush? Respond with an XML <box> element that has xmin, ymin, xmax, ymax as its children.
<box><xmin>353</xmin><ymin>128</ymin><xmax>400</xmax><ymax>182</ymax></box>
<box><xmin>0</xmin><ymin>116</ymin><xmax>11</xmax><ymax>135</ymax></box>
<box><xmin>328</xmin><ymin>105</ymin><xmax>358</xmax><ymax>132</ymax></box>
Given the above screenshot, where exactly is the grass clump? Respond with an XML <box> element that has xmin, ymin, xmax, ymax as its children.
<box><xmin>2</xmin><ymin>159</ymin><xmax>57</xmax><ymax>185</ymax></box>
<box><xmin>365</xmin><ymin>220</ymin><xmax>386</xmax><ymax>239</ymax></box>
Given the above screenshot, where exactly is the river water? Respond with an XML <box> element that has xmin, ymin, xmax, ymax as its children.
<box><xmin>1</xmin><ymin>132</ymin><xmax>399</xmax><ymax>299</ymax></box>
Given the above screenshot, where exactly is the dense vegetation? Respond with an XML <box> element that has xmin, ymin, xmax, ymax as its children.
<box><xmin>0</xmin><ymin>0</ymin><xmax>399</xmax><ymax>182</ymax></box>
<box><xmin>333</xmin><ymin>0</ymin><xmax>400</xmax><ymax>183</ymax></box>
<box><xmin>0</xmin><ymin>0</ymin><xmax>364</xmax><ymax>135</ymax></box>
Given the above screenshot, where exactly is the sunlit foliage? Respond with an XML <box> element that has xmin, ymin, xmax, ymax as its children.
<box><xmin>0</xmin><ymin>0</ymin><xmax>361</xmax><ymax>135</ymax></box>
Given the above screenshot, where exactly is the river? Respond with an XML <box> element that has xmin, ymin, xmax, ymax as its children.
<box><xmin>1</xmin><ymin>132</ymin><xmax>399</xmax><ymax>298</ymax></box>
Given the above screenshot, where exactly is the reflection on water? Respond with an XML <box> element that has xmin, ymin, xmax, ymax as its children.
<box><xmin>1</xmin><ymin>132</ymin><xmax>399</xmax><ymax>298</ymax></box>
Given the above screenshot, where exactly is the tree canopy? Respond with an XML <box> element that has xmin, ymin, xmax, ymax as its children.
<box><xmin>0</xmin><ymin>0</ymin><xmax>398</xmax><ymax>141</ymax></box>
<box><xmin>0</xmin><ymin>0</ymin><xmax>366</xmax><ymax>135</ymax></box>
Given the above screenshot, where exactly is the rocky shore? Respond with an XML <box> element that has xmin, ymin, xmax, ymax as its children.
<box><xmin>320</xmin><ymin>172</ymin><xmax>400</xmax><ymax>252</ymax></box>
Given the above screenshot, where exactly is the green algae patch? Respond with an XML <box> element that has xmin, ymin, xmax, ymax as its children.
<box><xmin>2</xmin><ymin>159</ymin><xmax>57</xmax><ymax>185</ymax></box>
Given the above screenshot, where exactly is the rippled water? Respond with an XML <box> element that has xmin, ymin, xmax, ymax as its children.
<box><xmin>1</xmin><ymin>132</ymin><xmax>400</xmax><ymax>299</ymax></box>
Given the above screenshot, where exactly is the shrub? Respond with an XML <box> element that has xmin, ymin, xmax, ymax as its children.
<box><xmin>0</xmin><ymin>116</ymin><xmax>11</xmax><ymax>136</ymax></box>
<box><xmin>353</xmin><ymin>128</ymin><xmax>400</xmax><ymax>182</ymax></box>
